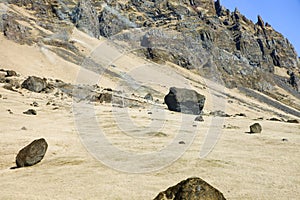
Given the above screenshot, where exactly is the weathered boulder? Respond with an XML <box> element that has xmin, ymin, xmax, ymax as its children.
<box><xmin>164</xmin><ymin>87</ymin><xmax>205</xmax><ymax>115</ymax></box>
<box><xmin>249</xmin><ymin>123</ymin><xmax>262</xmax><ymax>133</ymax></box>
<box><xmin>154</xmin><ymin>177</ymin><xmax>226</xmax><ymax>200</ymax></box>
<box><xmin>16</xmin><ymin>138</ymin><xmax>48</xmax><ymax>168</ymax></box>
<box><xmin>21</xmin><ymin>76</ymin><xmax>47</xmax><ymax>93</ymax></box>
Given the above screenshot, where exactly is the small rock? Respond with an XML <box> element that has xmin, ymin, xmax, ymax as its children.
<box><xmin>268</xmin><ymin>117</ymin><xmax>282</xmax><ymax>122</ymax></box>
<box><xmin>179</xmin><ymin>141</ymin><xmax>185</xmax><ymax>144</ymax></box>
<box><xmin>194</xmin><ymin>115</ymin><xmax>204</xmax><ymax>122</ymax></box>
<box><xmin>210</xmin><ymin>110</ymin><xmax>231</xmax><ymax>117</ymax></box>
<box><xmin>30</xmin><ymin>101</ymin><xmax>39</xmax><ymax>107</ymax></box>
<box><xmin>15</xmin><ymin>138</ymin><xmax>48</xmax><ymax>168</ymax></box>
<box><xmin>234</xmin><ymin>113</ymin><xmax>246</xmax><ymax>117</ymax></box>
<box><xmin>98</xmin><ymin>93</ymin><xmax>112</xmax><ymax>103</ymax></box>
<box><xmin>23</xmin><ymin>109</ymin><xmax>37</xmax><ymax>115</ymax></box>
<box><xmin>144</xmin><ymin>93</ymin><xmax>153</xmax><ymax>101</ymax></box>
<box><xmin>21</xmin><ymin>126</ymin><xmax>27</xmax><ymax>130</ymax></box>
<box><xmin>249</xmin><ymin>123</ymin><xmax>262</xmax><ymax>133</ymax></box>
<box><xmin>282</xmin><ymin>138</ymin><xmax>288</xmax><ymax>142</ymax></box>
<box><xmin>148</xmin><ymin>111</ymin><xmax>153</xmax><ymax>114</ymax></box>
<box><xmin>287</xmin><ymin>119</ymin><xmax>299</xmax><ymax>124</ymax></box>
<box><xmin>7</xmin><ymin>109</ymin><xmax>13</xmax><ymax>114</ymax></box>
<box><xmin>5</xmin><ymin>70</ymin><xmax>17</xmax><ymax>77</ymax></box>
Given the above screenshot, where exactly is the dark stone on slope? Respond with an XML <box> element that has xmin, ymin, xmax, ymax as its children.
<box><xmin>154</xmin><ymin>177</ymin><xmax>226</xmax><ymax>200</ymax></box>
<box><xmin>194</xmin><ymin>115</ymin><xmax>204</xmax><ymax>122</ymax></box>
<box><xmin>249</xmin><ymin>123</ymin><xmax>262</xmax><ymax>133</ymax></box>
<box><xmin>21</xmin><ymin>76</ymin><xmax>47</xmax><ymax>93</ymax></box>
<box><xmin>16</xmin><ymin>138</ymin><xmax>48</xmax><ymax>168</ymax></box>
<box><xmin>286</xmin><ymin>119</ymin><xmax>299</xmax><ymax>124</ymax></box>
<box><xmin>144</xmin><ymin>93</ymin><xmax>154</xmax><ymax>101</ymax></box>
<box><xmin>23</xmin><ymin>109</ymin><xmax>37</xmax><ymax>115</ymax></box>
<box><xmin>164</xmin><ymin>87</ymin><xmax>205</xmax><ymax>115</ymax></box>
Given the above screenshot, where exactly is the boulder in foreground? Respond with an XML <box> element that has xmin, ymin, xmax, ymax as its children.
<box><xmin>16</xmin><ymin>138</ymin><xmax>48</xmax><ymax>168</ymax></box>
<box><xmin>154</xmin><ymin>177</ymin><xmax>226</xmax><ymax>200</ymax></box>
<box><xmin>164</xmin><ymin>87</ymin><xmax>205</xmax><ymax>115</ymax></box>
<box><xmin>21</xmin><ymin>76</ymin><xmax>47</xmax><ymax>93</ymax></box>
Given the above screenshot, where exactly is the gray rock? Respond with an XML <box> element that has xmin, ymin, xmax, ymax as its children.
<box><xmin>194</xmin><ymin>115</ymin><xmax>204</xmax><ymax>122</ymax></box>
<box><xmin>23</xmin><ymin>109</ymin><xmax>37</xmax><ymax>115</ymax></box>
<box><xmin>21</xmin><ymin>76</ymin><xmax>47</xmax><ymax>93</ymax></box>
<box><xmin>5</xmin><ymin>70</ymin><xmax>17</xmax><ymax>77</ymax></box>
<box><xmin>154</xmin><ymin>177</ymin><xmax>226</xmax><ymax>200</ymax></box>
<box><xmin>16</xmin><ymin>138</ymin><xmax>48</xmax><ymax>168</ymax></box>
<box><xmin>210</xmin><ymin>110</ymin><xmax>231</xmax><ymax>117</ymax></box>
<box><xmin>286</xmin><ymin>119</ymin><xmax>299</xmax><ymax>124</ymax></box>
<box><xmin>164</xmin><ymin>87</ymin><xmax>205</xmax><ymax>115</ymax></box>
<box><xmin>249</xmin><ymin>123</ymin><xmax>262</xmax><ymax>133</ymax></box>
<box><xmin>144</xmin><ymin>93</ymin><xmax>153</xmax><ymax>101</ymax></box>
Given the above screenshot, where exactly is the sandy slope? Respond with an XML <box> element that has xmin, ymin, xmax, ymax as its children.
<box><xmin>0</xmin><ymin>30</ymin><xmax>300</xmax><ymax>200</ymax></box>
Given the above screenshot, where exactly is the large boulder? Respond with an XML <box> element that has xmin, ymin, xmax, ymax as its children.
<box><xmin>164</xmin><ymin>87</ymin><xmax>205</xmax><ymax>115</ymax></box>
<box><xmin>21</xmin><ymin>76</ymin><xmax>47</xmax><ymax>93</ymax></box>
<box><xmin>16</xmin><ymin>138</ymin><xmax>48</xmax><ymax>168</ymax></box>
<box><xmin>154</xmin><ymin>177</ymin><xmax>226</xmax><ymax>200</ymax></box>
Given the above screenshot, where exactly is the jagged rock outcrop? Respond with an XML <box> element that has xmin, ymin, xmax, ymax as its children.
<box><xmin>70</xmin><ymin>0</ymin><xmax>100</xmax><ymax>38</ymax></box>
<box><xmin>2</xmin><ymin>0</ymin><xmax>300</xmax><ymax>102</ymax></box>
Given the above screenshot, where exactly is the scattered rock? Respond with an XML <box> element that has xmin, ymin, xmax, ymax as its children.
<box><xmin>164</xmin><ymin>87</ymin><xmax>206</xmax><ymax>115</ymax></box>
<box><xmin>268</xmin><ymin>117</ymin><xmax>282</xmax><ymax>122</ymax></box>
<box><xmin>98</xmin><ymin>93</ymin><xmax>113</xmax><ymax>103</ymax></box>
<box><xmin>5</xmin><ymin>70</ymin><xmax>17</xmax><ymax>77</ymax></box>
<box><xmin>3</xmin><ymin>83</ymin><xmax>18</xmax><ymax>92</ymax></box>
<box><xmin>234</xmin><ymin>113</ymin><xmax>246</xmax><ymax>117</ymax></box>
<box><xmin>21</xmin><ymin>76</ymin><xmax>47</xmax><ymax>93</ymax></box>
<box><xmin>210</xmin><ymin>110</ymin><xmax>231</xmax><ymax>117</ymax></box>
<box><xmin>144</xmin><ymin>93</ymin><xmax>153</xmax><ymax>101</ymax></box>
<box><xmin>154</xmin><ymin>177</ymin><xmax>226</xmax><ymax>200</ymax></box>
<box><xmin>15</xmin><ymin>138</ymin><xmax>48</xmax><ymax>168</ymax></box>
<box><xmin>30</xmin><ymin>101</ymin><xmax>39</xmax><ymax>107</ymax></box>
<box><xmin>249</xmin><ymin>123</ymin><xmax>262</xmax><ymax>133</ymax></box>
<box><xmin>194</xmin><ymin>115</ymin><xmax>204</xmax><ymax>122</ymax></box>
<box><xmin>224</xmin><ymin>124</ymin><xmax>240</xmax><ymax>129</ymax></box>
<box><xmin>286</xmin><ymin>119</ymin><xmax>299</xmax><ymax>124</ymax></box>
<box><xmin>23</xmin><ymin>109</ymin><xmax>37</xmax><ymax>115</ymax></box>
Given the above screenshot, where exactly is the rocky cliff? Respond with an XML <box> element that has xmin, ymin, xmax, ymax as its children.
<box><xmin>1</xmin><ymin>0</ymin><xmax>299</xmax><ymax>95</ymax></box>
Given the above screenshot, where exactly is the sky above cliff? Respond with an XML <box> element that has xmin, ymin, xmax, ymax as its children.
<box><xmin>221</xmin><ymin>0</ymin><xmax>300</xmax><ymax>56</ymax></box>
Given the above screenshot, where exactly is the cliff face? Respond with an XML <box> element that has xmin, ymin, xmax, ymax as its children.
<box><xmin>1</xmin><ymin>0</ymin><xmax>299</xmax><ymax>93</ymax></box>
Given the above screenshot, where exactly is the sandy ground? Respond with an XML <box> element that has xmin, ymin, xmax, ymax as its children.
<box><xmin>0</xmin><ymin>30</ymin><xmax>300</xmax><ymax>200</ymax></box>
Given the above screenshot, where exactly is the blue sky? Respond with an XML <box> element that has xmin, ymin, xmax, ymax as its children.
<box><xmin>221</xmin><ymin>0</ymin><xmax>300</xmax><ymax>56</ymax></box>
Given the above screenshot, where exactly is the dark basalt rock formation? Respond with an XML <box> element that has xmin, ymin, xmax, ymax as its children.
<box><xmin>164</xmin><ymin>87</ymin><xmax>206</xmax><ymax>115</ymax></box>
<box><xmin>16</xmin><ymin>138</ymin><xmax>48</xmax><ymax>168</ymax></box>
<box><xmin>154</xmin><ymin>177</ymin><xmax>226</xmax><ymax>200</ymax></box>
